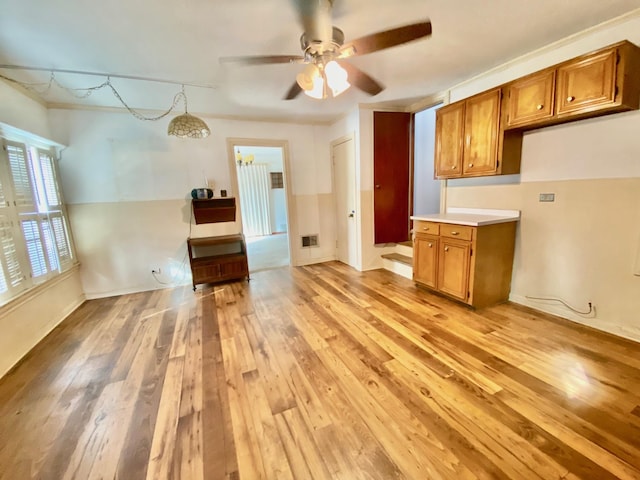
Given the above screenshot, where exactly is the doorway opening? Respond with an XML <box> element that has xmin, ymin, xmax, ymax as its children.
<box><xmin>227</xmin><ymin>139</ymin><xmax>293</xmax><ymax>273</ymax></box>
<box><xmin>413</xmin><ymin>103</ymin><xmax>442</xmax><ymax>216</ymax></box>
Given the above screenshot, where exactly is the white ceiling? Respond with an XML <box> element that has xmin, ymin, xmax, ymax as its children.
<box><xmin>2</xmin><ymin>0</ymin><xmax>640</xmax><ymax>124</ymax></box>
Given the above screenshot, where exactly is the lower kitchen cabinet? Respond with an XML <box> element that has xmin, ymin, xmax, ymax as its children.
<box><xmin>438</xmin><ymin>238</ymin><xmax>471</xmax><ymax>300</ymax></box>
<box><xmin>413</xmin><ymin>235</ymin><xmax>439</xmax><ymax>288</ymax></box>
<box><xmin>413</xmin><ymin>220</ymin><xmax>517</xmax><ymax>308</ymax></box>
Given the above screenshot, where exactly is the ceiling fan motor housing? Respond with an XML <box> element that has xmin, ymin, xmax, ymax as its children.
<box><xmin>300</xmin><ymin>26</ymin><xmax>345</xmax><ymax>58</ymax></box>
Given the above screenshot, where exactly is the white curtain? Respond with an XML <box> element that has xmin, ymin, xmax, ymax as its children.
<box><xmin>237</xmin><ymin>163</ymin><xmax>272</xmax><ymax>237</ymax></box>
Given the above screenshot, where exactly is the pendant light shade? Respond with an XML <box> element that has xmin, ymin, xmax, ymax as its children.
<box><xmin>167</xmin><ymin>112</ymin><xmax>211</xmax><ymax>139</ymax></box>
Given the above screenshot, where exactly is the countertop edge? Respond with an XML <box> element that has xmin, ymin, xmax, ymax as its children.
<box><xmin>411</xmin><ymin>208</ymin><xmax>521</xmax><ymax>227</ymax></box>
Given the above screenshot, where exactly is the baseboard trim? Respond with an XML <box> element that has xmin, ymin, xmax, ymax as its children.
<box><xmin>509</xmin><ymin>294</ymin><xmax>640</xmax><ymax>344</ymax></box>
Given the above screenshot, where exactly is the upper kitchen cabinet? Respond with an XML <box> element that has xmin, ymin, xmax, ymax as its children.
<box><xmin>434</xmin><ymin>101</ymin><xmax>464</xmax><ymax>177</ymax></box>
<box><xmin>506</xmin><ymin>70</ymin><xmax>556</xmax><ymax>127</ymax></box>
<box><xmin>463</xmin><ymin>89</ymin><xmax>501</xmax><ymax>176</ymax></box>
<box><xmin>435</xmin><ymin>89</ymin><xmax>523</xmax><ymax>179</ymax></box>
<box><xmin>506</xmin><ymin>40</ymin><xmax>640</xmax><ymax>129</ymax></box>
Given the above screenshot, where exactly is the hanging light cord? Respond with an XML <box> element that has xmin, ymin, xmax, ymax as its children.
<box><xmin>0</xmin><ymin>70</ymin><xmax>190</xmax><ymax>122</ymax></box>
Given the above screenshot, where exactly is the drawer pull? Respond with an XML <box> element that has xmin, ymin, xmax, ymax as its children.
<box><xmin>536</xmin><ymin>104</ymin><xmax>544</xmax><ymax>110</ymax></box>
<box><xmin>567</xmin><ymin>95</ymin><xmax>575</xmax><ymax>102</ymax></box>
<box><xmin>428</xmin><ymin>243</ymin><xmax>433</xmax><ymax>248</ymax></box>
<box><xmin>444</xmin><ymin>246</ymin><xmax>449</xmax><ymax>252</ymax></box>
<box><xmin>423</xmin><ymin>227</ymin><xmax>429</xmax><ymax>231</ymax></box>
<box><xmin>451</xmin><ymin>231</ymin><xmax>459</xmax><ymax>235</ymax></box>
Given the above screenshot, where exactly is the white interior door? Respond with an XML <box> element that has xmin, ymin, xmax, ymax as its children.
<box><xmin>332</xmin><ymin>137</ymin><xmax>357</xmax><ymax>267</ymax></box>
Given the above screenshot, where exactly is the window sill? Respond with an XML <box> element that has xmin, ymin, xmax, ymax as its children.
<box><xmin>0</xmin><ymin>263</ymin><xmax>82</xmax><ymax>319</ymax></box>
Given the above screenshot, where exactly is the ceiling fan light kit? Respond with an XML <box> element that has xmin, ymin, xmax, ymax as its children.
<box><xmin>296</xmin><ymin>60</ymin><xmax>350</xmax><ymax>99</ymax></box>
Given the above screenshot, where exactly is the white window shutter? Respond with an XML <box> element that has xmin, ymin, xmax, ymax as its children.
<box><xmin>50</xmin><ymin>213</ymin><xmax>73</xmax><ymax>269</ymax></box>
<box><xmin>0</xmin><ymin>214</ymin><xmax>27</xmax><ymax>299</ymax></box>
<box><xmin>0</xmin><ymin>152</ymin><xmax>28</xmax><ymax>299</ymax></box>
<box><xmin>20</xmin><ymin>217</ymin><xmax>49</xmax><ymax>281</ymax></box>
<box><xmin>37</xmin><ymin>148</ymin><xmax>61</xmax><ymax>209</ymax></box>
<box><xmin>4</xmin><ymin>141</ymin><xmax>37</xmax><ymax>213</ymax></box>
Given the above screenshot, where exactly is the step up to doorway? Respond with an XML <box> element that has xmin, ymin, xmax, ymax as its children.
<box><xmin>381</xmin><ymin>252</ymin><xmax>413</xmax><ymax>280</ymax></box>
<box><xmin>395</xmin><ymin>240</ymin><xmax>414</xmax><ymax>258</ymax></box>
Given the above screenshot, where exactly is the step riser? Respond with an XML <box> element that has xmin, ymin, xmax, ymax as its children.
<box><xmin>382</xmin><ymin>257</ymin><xmax>413</xmax><ymax>280</ymax></box>
<box><xmin>395</xmin><ymin>243</ymin><xmax>414</xmax><ymax>258</ymax></box>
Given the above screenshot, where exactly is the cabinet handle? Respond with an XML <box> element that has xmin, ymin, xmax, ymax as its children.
<box><xmin>536</xmin><ymin>104</ymin><xmax>544</xmax><ymax>110</ymax></box>
<box><xmin>567</xmin><ymin>96</ymin><xmax>575</xmax><ymax>102</ymax></box>
<box><xmin>444</xmin><ymin>246</ymin><xmax>449</xmax><ymax>252</ymax></box>
<box><xmin>423</xmin><ymin>227</ymin><xmax>429</xmax><ymax>231</ymax></box>
<box><xmin>451</xmin><ymin>231</ymin><xmax>459</xmax><ymax>235</ymax></box>
<box><xmin>468</xmin><ymin>163</ymin><xmax>474</xmax><ymax>168</ymax></box>
<box><xmin>451</xmin><ymin>165</ymin><xmax>457</xmax><ymax>170</ymax></box>
<box><xmin>375</xmin><ymin>184</ymin><xmax>381</xmax><ymax>189</ymax></box>
<box><xmin>428</xmin><ymin>243</ymin><xmax>433</xmax><ymax>248</ymax></box>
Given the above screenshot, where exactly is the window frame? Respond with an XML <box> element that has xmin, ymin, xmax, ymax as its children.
<box><xmin>0</xmin><ymin>123</ymin><xmax>77</xmax><ymax>305</ymax></box>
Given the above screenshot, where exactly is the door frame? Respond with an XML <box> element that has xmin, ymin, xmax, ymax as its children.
<box><xmin>225</xmin><ymin>138</ymin><xmax>296</xmax><ymax>266</ymax></box>
<box><xmin>330</xmin><ymin>133</ymin><xmax>361</xmax><ymax>270</ymax></box>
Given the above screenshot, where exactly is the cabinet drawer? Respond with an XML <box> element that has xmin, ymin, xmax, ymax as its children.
<box><xmin>414</xmin><ymin>221</ymin><xmax>440</xmax><ymax>236</ymax></box>
<box><xmin>440</xmin><ymin>223</ymin><xmax>473</xmax><ymax>241</ymax></box>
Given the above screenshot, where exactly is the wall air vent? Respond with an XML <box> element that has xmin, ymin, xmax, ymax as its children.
<box><xmin>301</xmin><ymin>235</ymin><xmax>319</xmax><ymax>248</ymax></box>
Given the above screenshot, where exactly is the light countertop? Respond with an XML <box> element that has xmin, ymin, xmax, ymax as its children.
<box><xmin>411</xmin><ymin>208</ymin><xmax>520</xmax><ymax>226</ymax></box>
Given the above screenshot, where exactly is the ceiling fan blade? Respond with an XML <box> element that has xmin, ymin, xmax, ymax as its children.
<box><xmin>290</xmin><ymin>0</ymin><xmax>334</xmax><ymax>42</ymax></box>
<box><xmin>284</xmin><ymin>82</ymin><xmax>303</xmax><ymax>100</ymax></box>
<box><xmin>219</xmin><ymin>55</ymin><xmax>305</xmax><ymax>66</ymax></box>
<box><xmin>339</xmin><ymin>21</ymin><xmax>432</xmax><ymax>58</ymax></box>
<box><xmin>341</xmin><ymin>62</ymin><xmax>384</xmax><ymax>96</ymax></box>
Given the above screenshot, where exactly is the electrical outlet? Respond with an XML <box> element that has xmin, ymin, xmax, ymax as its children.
<box><xmin>539</xmin><ymin>193</ymin><xmax>555</xmax><ymax>202</ymax></box>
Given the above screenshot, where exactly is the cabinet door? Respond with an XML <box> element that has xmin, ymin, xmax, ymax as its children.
<box><xmin>556</xmin><ymin>48</ymin><xmax>617</xmax><ymax>116</ymax></box>
<box><xmin>507</xmin><ymin>70</ymin><xmax>555</xmax><ymax>127</ymax></box>
<box><xmin>438</xmin><ymin>239</ymin><xmax>471</xmax><ymax>301</ymax></box>
<box><xmin>434</xmin><ymin>102</ymin><xmax>464</xmax><ymax>178</ymax></box>
<box><xmin>413</xmin><ymin>235</ymin><xmax>438</xmax><ymax>288</ymax></box>
<box><xmin>463</xmin><ymin>89</ymin><xmax>501</xmax><ymax>176</ymax></box>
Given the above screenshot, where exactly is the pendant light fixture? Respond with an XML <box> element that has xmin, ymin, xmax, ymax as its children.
<box><xmin>167</xmin><ymin>85</ymin><xmax>211</xmax><ymax>139</ymax></box>
<box><xmin>0</xmin><ymin>65</ymin><xmax>213</xmax><ymax>139</ymax></box>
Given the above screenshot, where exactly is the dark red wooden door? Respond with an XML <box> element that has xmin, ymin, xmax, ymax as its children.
<box><xmin>373</xmin><ymin>111</ymin><xmax>412</xmax><ymax>244</ymax></box>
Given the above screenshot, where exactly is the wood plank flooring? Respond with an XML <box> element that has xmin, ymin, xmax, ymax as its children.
<box><xmin>1</xmin><ymin>261</ymin><xmax>640</xmax><ymax>479</ymax></box>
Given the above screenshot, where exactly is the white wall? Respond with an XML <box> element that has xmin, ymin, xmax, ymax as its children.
<box><xmin>48</xmin><ymin>108</ymin><xmax>336</xmax><ymax>296</ymax></box>
<box><xmin>0</xmin><ymin>81</ymin><xmax>51</xmax><ymax>139</ymax></box>
<box><xmin>444</xmin><ymin>12</ymin><xmax>640</xmax><ymax>342</ymax></box>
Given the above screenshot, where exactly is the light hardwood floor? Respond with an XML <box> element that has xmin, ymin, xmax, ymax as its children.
<box><xmin>1</xmin><ymin>262</ymin><xmax>639</xmax><ymax>479</ymax></box>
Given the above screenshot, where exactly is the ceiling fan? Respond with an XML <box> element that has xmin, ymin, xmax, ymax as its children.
<box><xmin>219</xmin><ymin>0</ymin><xmax>432</xmax><ymax>100</ymax></box>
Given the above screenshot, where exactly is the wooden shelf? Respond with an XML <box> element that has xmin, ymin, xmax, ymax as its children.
<box><xmin>192</xmin><ymin>198</ymin><xmax>236</xmax><ymax>224</ymax></box>
<box><xmin>187</xmin><ymin>234</ymin><xmax>249</xmax><ymax>289</ymax></box>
